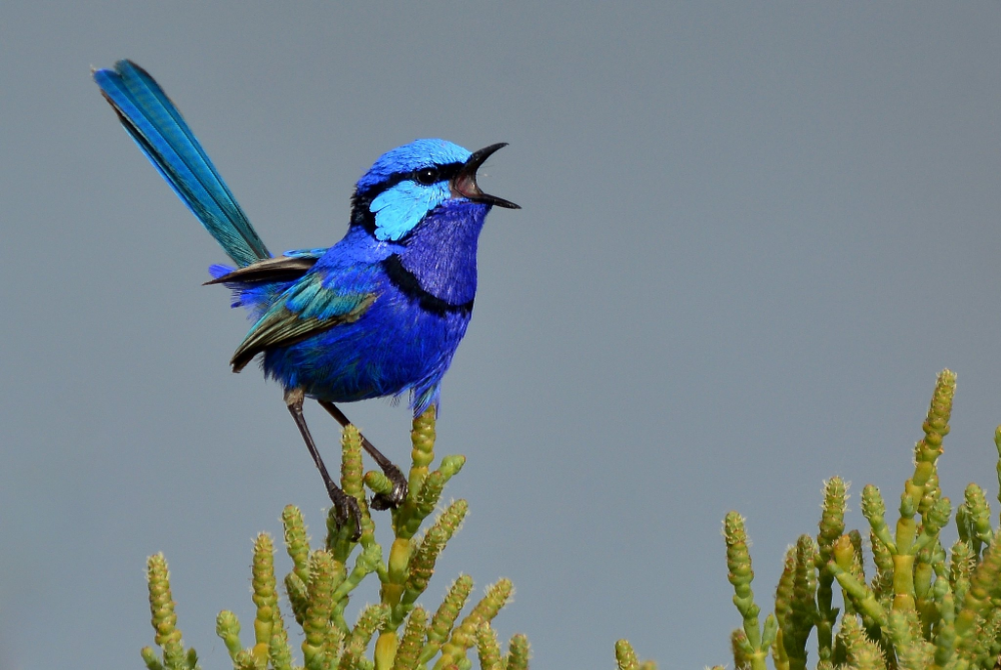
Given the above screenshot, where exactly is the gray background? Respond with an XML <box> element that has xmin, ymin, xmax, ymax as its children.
<box><xmin>3</xmin><ymin>3</ymin><xmax>1001</xmax><ymax>668</ymax></box>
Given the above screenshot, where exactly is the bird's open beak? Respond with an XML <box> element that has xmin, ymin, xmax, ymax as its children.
<box><xmin>451</xmin><ymin>143</ymin><xmax>520</xmax><ymax>209</ymax></box>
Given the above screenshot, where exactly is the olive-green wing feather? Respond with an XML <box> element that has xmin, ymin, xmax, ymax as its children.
<box><xmin>205</xmin><ymin>255</ymin><xmax>319</xmax><ymax>285</ymax></box>
<box><xmin>231</xmin><ymin>274</ymin><xmax>376</xmax><ymax>372</ymax></box>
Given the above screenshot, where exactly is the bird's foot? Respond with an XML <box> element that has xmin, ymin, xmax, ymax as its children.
<box><xmin>370</xmin><ymin>462</ymin><xmax>408</xmax><ymax>510</ymax></box>
<box><xmin>327</xmin><ymin>484</ymin><xmax>362</xmax><ymax>541</ymax></box>
<box><xmin>286</xmin><ymin>391</ymin><xmax>363</xmax><ymax>541</ymax></box>
<box><xmin>318</xmin><ymin>400</ymin><xmax>409</xmax><ymax>511</ymax></box>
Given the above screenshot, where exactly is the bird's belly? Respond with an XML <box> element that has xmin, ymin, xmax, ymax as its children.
<box><xmin>261</xmin><ymin>297</ymin><xmax>470</xmax><ymax>406</ymax></box>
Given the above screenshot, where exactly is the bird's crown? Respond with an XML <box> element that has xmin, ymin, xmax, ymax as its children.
<box><xmin>356</xmin><ymin>139</ymin><xmax>472</xmax><ymax>192</ymax></box>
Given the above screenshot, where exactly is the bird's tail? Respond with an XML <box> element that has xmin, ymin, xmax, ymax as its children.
<box><xmin>93</xmin><ymin>60</ymin><xmax>271</xmax><ymax>267</ymax></box>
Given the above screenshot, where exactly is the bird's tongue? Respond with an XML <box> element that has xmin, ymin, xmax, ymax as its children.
<box><xmin>451</xmin><ymin>172</ymin><xmax>482</xmax><ymax>200</ymax></box>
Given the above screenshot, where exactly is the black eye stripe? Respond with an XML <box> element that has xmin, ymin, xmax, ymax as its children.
<box><xmin>413</xmin><ymin>163</ymin><xmax>462</xmax><ymax>186</ymax></box>
<box><xmin>355</xmin><ymin>162</ymin><xmax>464</xmax><ymax>200</ymax></box>
<box><xmin>350</xmin><ymin>161</ymin><xmax>467</xmax><ymax>237</ymax></box>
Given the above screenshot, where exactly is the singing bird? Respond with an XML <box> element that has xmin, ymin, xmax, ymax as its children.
<box><xmin>93</xmin><ymin>60</ymin><xmax>518</xmax><ymax>535</ymax></box>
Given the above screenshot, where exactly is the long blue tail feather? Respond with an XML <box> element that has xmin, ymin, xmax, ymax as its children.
<box><xmin>93</xmin><ymin>60</ymin><xmax>270</xmax><ymax>267</ymax></box>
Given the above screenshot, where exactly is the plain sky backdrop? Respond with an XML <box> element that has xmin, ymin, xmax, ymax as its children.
<box><xmin>3</xmin><ymin>3</ymin><xmax>1001</xmax><ymax>669</ymax></box>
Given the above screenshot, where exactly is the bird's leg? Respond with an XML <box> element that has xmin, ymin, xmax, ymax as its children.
<box><xmin>285</xmin><ymin>388</ymin><xmax>361</xmax><ymax>540</ymax></box>
<box><xmin>318</xmin><ymin>400</ymin><xmax>408</xmax><ymax>510</ymax></box>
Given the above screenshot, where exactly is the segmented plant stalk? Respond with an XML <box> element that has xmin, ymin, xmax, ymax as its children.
<box><xmin>141</xmin><ymin>409</ymin><xmax>523</xmax><ymax>670</ymax></box>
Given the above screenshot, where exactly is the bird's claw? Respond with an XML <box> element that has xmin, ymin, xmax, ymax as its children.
<box><xmin>370</xmin><ymin>463</ymin><xmax>408</xmax><ymax>510</ymax></box>
<box><xmin>329</xmin><ymin>485</ymin><xmax>362</xmax><ymax>541</ymax></box>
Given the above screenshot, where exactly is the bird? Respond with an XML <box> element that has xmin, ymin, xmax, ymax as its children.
<box><xmin>93</xmin><ymin>60</ymin><xmax>518</xmax><ymax>537</ymax></box>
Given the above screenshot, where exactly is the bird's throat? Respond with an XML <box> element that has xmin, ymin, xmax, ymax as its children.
<box><xmin>392</xmin><ymin>201</ymin><xmax>488</xmax><ymax>310</ymax></box>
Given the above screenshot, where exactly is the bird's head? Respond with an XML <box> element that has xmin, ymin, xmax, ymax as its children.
<box><xmin>351</xmin><ymin>139</ymin><xmax>518</xmax><ymax>242</ymax></box>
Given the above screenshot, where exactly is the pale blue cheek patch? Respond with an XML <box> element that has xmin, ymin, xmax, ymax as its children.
<box><xmin>370</xmin><ymin>182</ymin><xmax>449</xmax><ymax>241</ymax></box>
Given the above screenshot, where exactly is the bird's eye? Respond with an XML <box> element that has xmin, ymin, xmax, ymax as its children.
<box><xmin>414</xmin><ymin>167</ymin><xmax>439</xmax><ymax>185</ymax></box>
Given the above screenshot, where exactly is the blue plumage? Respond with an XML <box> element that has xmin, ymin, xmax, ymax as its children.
<box><xmin>94</xmin><ymin>60</ymin><xmax>517</xmax><ymax>531</ymax></box>
<box><xmin>93</xmin><ymin>62</ymin><xmax>270</xmax><ymax>267</ymax></box>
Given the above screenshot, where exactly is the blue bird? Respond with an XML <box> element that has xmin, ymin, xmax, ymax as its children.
<box><xmin>93</xmin><ymin>60</ymin><xmax>518</xmax><ymax>535</ymax></box>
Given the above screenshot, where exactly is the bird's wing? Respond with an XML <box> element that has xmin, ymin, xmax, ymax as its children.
<box><xmin>231</xmin><ymin>271</ymin><xmax>376</xmax><ymax>372</ymax></box>
<box><xmin>205</xmin><ymin>253</ymin><xmax>323</xmax><ymax>285</ymax></box>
